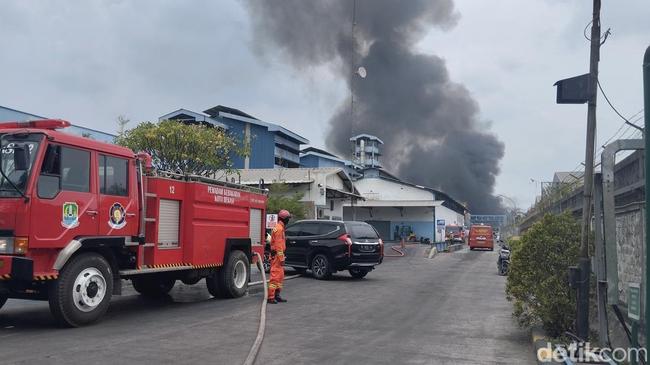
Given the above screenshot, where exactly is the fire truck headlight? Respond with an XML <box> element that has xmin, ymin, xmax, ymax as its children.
<box><xmin>0</xmin><ymin>238</ymin><xmax>14</xmax><ymax>254</ymax></box>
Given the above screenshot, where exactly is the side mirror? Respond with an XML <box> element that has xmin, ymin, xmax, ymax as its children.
<box><xmin>13</xmin><ymin>144</ymin><xmax>31</xmax><ymax>171</ymax></box>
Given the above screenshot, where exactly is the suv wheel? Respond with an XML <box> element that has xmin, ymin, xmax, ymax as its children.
<box><xmin>310</xmin><ymin>254</ymin><xmax>331</xmax><ymax>280</ymax></box>
<box><xmin>349</xmin><ymin>268</ymin><xmax>369</xmax><ymax>279</ymax></box>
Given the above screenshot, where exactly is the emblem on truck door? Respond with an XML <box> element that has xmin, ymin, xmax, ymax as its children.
<box><xmin>108</xmin><ymin>202</ymin><xmax>126</xmax><ymax>229</ymax></box>
<box><xmin>61</xmin><ymin>202</ymin><xmax>80</xmax><ymax>229</ymax></box>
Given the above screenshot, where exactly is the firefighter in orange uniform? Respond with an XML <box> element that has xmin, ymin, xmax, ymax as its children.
<box><xmin>268</xmin><ymin>209</ymin><xmax>291</xmax><ymax>304</ymax></box>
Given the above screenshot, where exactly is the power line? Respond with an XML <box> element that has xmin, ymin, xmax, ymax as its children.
<box><xmin>598</xmin><ymin>81</ymin><xmax>644</xmax><ymax>132</ymax></box>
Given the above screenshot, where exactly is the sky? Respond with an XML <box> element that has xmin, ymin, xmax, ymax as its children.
<box><xmin>0</xmin><ymin>0</ymin><xmax>648</xmax><ymax>210</ymax></box>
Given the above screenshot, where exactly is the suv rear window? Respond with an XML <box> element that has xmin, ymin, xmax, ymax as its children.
<box><xmin>346</xmin><ymin>223</ymin><xmax>378</xmax><ymax>239</ymax></box>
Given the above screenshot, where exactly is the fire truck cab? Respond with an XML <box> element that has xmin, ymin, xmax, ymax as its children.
<box><xmin>0</xmin><ymin>120</ymin><xmax>267</xmax><ymax>326</ymax></box>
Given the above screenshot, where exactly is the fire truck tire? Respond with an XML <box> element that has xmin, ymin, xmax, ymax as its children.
<box><xmin>207</xmin><ymin>250</ymin><xmax>249</xmax><ymax>299</ymax></box>
<box><xmin>132</xmin><ymin>277</ymin><xmax>176</xmax><ymax>297</ymax></box>
<box><xmin>0</xmin><ymin>295</ymin><xmax>7</xmax><ymax>310</ymax></box>
<box><xmin>48</xmin><ymin>253</ymin><xmax>113</xmax><ymax>327</ymax></box>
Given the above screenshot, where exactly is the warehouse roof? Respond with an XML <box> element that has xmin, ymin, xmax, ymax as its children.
<box><xmin>232</xmin><ymin>167</ymin><xmax>358</xmax><ymax>194</ymax></box>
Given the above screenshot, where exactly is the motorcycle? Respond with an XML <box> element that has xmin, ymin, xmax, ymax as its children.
<box><xmin>497</xmin><ymin>244</ymin><xmax>510</xmax><ymax>276</ymax></box>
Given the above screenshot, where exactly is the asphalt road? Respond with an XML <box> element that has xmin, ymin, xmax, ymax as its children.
<box><xmin>0</xmin><ymin>245</ymin><xmax>534</xmax><ymax>364</ymax></box>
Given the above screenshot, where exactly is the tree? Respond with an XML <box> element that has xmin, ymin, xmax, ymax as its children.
<box><xmin>505</xmin><ymin>212</ymin><xmax>581</xmax><ymax>337</ymax></box>
<box><xmin>116</xmin><ymin>120</ymin><xmax>247</xmax><ymax>176</ymax></box>
<box><xmin>266</xmin><ymin>183</ymin><xmax>307</xmax><ymax>220</ymax></box>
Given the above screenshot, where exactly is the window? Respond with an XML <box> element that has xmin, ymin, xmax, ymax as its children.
<box><xmin>345</xmin><ymin>223</ymin><xmax>379</xmax><ymax>239</ymax></box>
<box><xmin>318</xmin><ymin>223</ymin><xmax>340</xmax><ymax>235</ymax></box>
<box><xmin>285</xmin><ymin>223</ymin><xmax>302</xmax><ymax>237</ymax></box>
<box><xmin>99</xmin><ymin>155</ymin><xmax>128</xmax><ymax>196</ymax></box>
<box><xmin>330</xmin><ymin>199</ymin><xmax>334</xmax><ymax>211</ymax></box>
<box><xmin>299</xmin><ymin>223</ymin><xmax>320</xmax><ymax>236</ymax></box>
<box><xmin>38</xmin><ymin>145</ymin><xmax>90</xmax><ymax>198</ymax></box>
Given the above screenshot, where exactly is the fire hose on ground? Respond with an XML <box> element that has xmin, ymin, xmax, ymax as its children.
<box><xmin>243</xmin><ymin>252</ymin><xmax>300</xmax><ymax>365</ymax></box>
<box><xmin>383</xmin><ymin>241</ymin><xmax>419</xmax><ymax>257</ymax></box>
<box><xmin>245</xmin><ymin>241</ymin><xmax>411</xmax><ymax>364</ymax></box>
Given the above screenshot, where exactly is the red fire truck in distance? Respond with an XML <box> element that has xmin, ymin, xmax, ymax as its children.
<box><xmin>0</xmin><ymin>119</ymin><xmax>267</xmax><ymax>326</ymax></box>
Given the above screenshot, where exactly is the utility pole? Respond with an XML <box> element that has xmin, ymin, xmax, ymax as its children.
<box><xmin>643</xmin><ymin>47</ymin><xmax>650</xmax><ymax>349</ymax></box>
<box><xmin>576</xmin><ymin>0</ymin><xmax>601</xmax><ymax>341</ymax></box>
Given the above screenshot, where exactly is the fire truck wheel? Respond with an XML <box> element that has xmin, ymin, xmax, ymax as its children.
<box><xmin>0</xmin><ymin>295</ymin><xmax>7</xmax><ymax>310</ymax></box>
<box><xmin>132</xmin><ymin>277</ymin><xmax>176</xmax><ymax>297</ymax></box>
<box><xmin>207</xmin><ymin>250</ymin><xmax>249</xmax><ymax>299</ymax></box>
<box><xmin>48</xmin><ymin>253</ymin><xmax>113</xmax><ymax>327</ymax></box>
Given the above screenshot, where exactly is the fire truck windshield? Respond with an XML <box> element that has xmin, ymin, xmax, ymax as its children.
<box><xmin>0</xmin><ymin>134</ymin><xmax>42</xmax><ymax>197</ymax></box>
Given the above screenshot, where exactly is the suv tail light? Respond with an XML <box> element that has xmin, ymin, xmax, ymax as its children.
<box><xmin>338</xmin><ymin>234</ymin><xmax>352</xmax><ymax>256</ymax></box>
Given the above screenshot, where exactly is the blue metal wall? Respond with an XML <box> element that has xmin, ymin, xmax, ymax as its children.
<box><xmin>0</xmin><ymin>107</ymin><xmax>42</xmax><ymax>121</ymax></box>
<box><xmin>221</xmin><ymin>118</ymin><xmax>247</xmax><ymax>169</ymax></box>
<box><xmin>249</xmin><ymin>123</ymin><xmax>274</xmax><ymax>168</ymax></box>
<box><xmin>220</xmin><ymin>116</ymin><xmax>276</xmax><ymax>169</ymax></box>
<box><xmin>1</xmin><ymin>106</ymin><xmax>116</xmax><ymax>143</ymax></box>
<box><xmin>300</xmin><ymin>154</ymin><xmax>347</xmax><ymax>169</ymax></box>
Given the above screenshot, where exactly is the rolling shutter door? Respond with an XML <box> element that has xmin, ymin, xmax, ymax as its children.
<box><xmin>158</xmin><ymin>199</ymin><xmax>180</xmax><ymax>247</ymax></box>
<box><xmin>249</xmin><ymin>208</ymin><xmax>262</xmax><ymax>245</ymax></box>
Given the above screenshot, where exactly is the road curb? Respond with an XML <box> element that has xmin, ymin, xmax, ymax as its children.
<box><xmin>531</xmin><ymin>327</ymin><xmax>564</xmax><ymax>364</ymax></box>
<box><xmin>447</xmin><ymin>243</ymin><xmax>464</xmax><ymax>252</ymax></box>
<box><xmin>427</xmin><ymin>247</ymin><xmax>438</xmax><ymax>259</ymax></box>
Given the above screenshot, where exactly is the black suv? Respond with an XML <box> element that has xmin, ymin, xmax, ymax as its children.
<box><xmin>284</xmin><ymin>220</ymin><xmax>383</xmax><ymax>279</ymax></box>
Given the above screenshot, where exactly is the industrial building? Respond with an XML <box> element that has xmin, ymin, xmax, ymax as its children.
<box><xmin>0</xmin><ymin>105</ymin><xmax>116</xmax><ymax>143</ymax></box>
<box><xmin>343</xmin><ymin>170</ymin><xmax>467</xmax><ymax>242</ymax></box>
<box><xmin>339</xmin><ymin>134</ymin><xmax>468</xmax><ymax>242</ymax></box>
<box><xmin>350</xmin><ymin>134</ymin><xmax>383</xmax><ymax>168</ymax></box>
<box><xmin>160</xmin><ymin>105</ymin><xmax>309</xmax><ymax>169</ymax></box>
<box><xmin>299</xmin><ymin>146</ymin><xmax>362</xmax><ymax>179</ymax></box>
<box><xmin>232</xmin><ymin>167</ymin><xmax>363</xmax><ymax>220</ymax></box>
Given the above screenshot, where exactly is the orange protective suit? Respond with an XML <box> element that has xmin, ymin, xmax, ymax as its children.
<box><xmin>268</xmin><ymin>220</ymin><xmax>286</xmax><ymax>299</ymax></box>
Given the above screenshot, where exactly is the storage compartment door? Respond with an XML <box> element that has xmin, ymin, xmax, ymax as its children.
<box><xmin>249</xmin><ymin>208</ymin><xmax>262</xmax><ymax>245</ymax></box>
<box><xmin>158</xmin><ymin>199</ymin><xmax>180</xmax><ymax>247</ymax></box>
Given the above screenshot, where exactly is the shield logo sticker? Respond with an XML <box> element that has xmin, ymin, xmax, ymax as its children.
<box><xmin>108</xmin><ymin>202</ymin><xmax>127</xmax><ymax>229</ymax></box>
<box><xmin>61</xmin><ymin>202</ymin><xmax>79</xmax><ymax>229</ymax></box>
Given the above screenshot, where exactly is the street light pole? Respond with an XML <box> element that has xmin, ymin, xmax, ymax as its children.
<box><xmin>576</xmin><ymin>0</ymin><xmax>601</xmax><ymax>341</ymax></box>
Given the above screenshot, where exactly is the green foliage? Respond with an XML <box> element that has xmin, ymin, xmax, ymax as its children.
<box><xmin>116</xmin><ymin>120</ymin><xmax>247</xmax><ymax>176</ymax></box>
<box><xmin>505</xmin><ymin>212</ymin><xmax>581</xmax><ymax>337</ymax></box>
<box><xmin>265</xmin><ymin>183</ymin><xmax>307</xmax><ymax>220</ymax></box>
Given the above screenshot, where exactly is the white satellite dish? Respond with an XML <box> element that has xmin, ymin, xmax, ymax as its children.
<box><xmin>357</xmin><ymin>66</ymin><xmax>367</xmax><ymax>78</ymax></box>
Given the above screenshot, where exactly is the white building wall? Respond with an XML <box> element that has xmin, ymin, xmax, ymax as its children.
<box><xmin>354</xmin><ymin>178</ymin><xmax>432</xmax><ymax>201</ymax></box>
<box><xmin>322</xmin><ymin>199</ymin><xmax>345</xmax><ymax>220</ymax></box>
<box><xmin>325</xmin><ymin>174</ymin><xmax>345</xmax><ymax>190</ymax></box>
<box><xmin>434</xmin><ymin>205</ymin><xmax>466</xmax><ymax>240</ymax></box>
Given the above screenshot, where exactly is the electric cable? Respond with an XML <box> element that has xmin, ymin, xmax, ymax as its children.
<box><xmin>598</xmin><ymin>81</ymin><xmax>644</xmax><ymax>132</ymax></box>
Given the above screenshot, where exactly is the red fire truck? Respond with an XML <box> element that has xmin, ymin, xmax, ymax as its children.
<box><xmin>0</xmin><ymin>119</ymin><xmax>267</xmax><ymax>326</ymax></box>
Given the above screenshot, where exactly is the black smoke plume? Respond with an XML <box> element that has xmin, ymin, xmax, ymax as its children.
<box><xmin>243</xmin><ymin>0</ymin><xmax>505</xmax><ymax>214</ymax></box>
